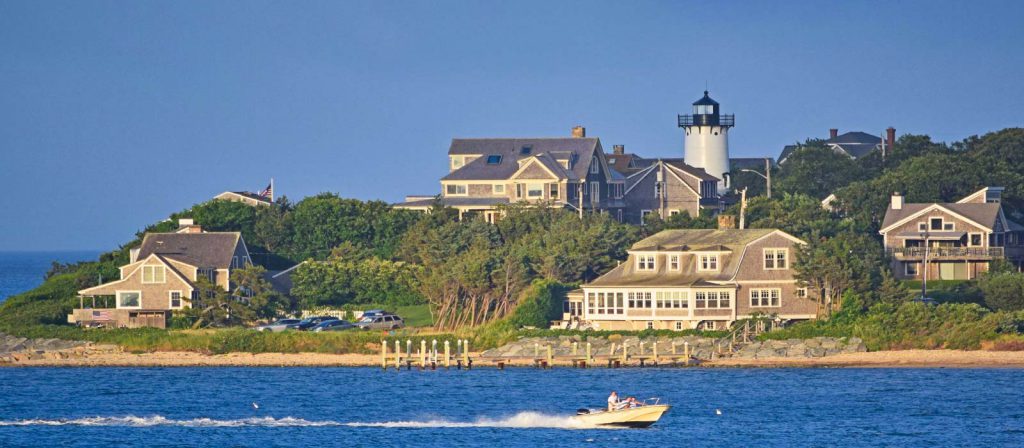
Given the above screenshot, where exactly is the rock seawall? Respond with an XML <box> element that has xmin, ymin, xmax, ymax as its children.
<box><xmin>0</xmin><ymin>333</ymin><xmax>120</xmax><ymax>364</ymax></box>
<box><xmin>481</xmin><ymin>335</ymin><xmax>866</xmax><ymax>360</ymax></box>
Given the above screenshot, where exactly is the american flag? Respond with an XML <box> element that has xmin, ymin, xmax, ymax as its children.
<box><xmin>92</xmin><ymin>310</ymin><xmax>113</xmax><ymax>320</ymax></box>
<box><xmin>258</xmin><ymin>182</ymin><xmax>273</xmax><ymax>198</ymax></box>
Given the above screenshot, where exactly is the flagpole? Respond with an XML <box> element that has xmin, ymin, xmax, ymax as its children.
<box><xmin>271</xmin><ymin>177</ymin><xmax>274</xmax><ymax>202</ymax></box>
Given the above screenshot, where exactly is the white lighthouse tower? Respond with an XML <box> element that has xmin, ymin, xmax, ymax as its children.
<box><xmin>679</xmin><ymin>91</ymin><xmax>734</xmax><ymax>194</ymax></box>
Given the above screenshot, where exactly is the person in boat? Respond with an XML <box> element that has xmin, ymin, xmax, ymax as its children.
<box><xmin>607</xmin><ymin>391</ymin><xmax>619</xmax><ymax>411</ymax></box>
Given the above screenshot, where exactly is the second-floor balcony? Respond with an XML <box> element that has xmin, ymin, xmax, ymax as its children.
<box><xmin>887</xmin><ymin>246</ymin><xmax>1005</xmax><ymax>260</ymax></box>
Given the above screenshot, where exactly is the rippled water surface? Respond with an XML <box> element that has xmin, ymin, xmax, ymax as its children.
<box><xmin>1</xmin><ymin>367</ymin><xmax>1023</xmax><ymax>447</ymax></box>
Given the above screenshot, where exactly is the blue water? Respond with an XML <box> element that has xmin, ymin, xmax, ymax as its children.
<box><xmin>0</xmin><ymin>251</ymin><xmax>99</xmax><ymax>302</ymax></box>
<box><xmin>1</xmin><ymin>367</ymin><xmax>1022</xmax><ymax>447</ymax></box>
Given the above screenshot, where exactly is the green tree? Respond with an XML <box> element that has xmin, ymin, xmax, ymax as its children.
<box><xmin>980</xmin><ymin>272</ymin><xmax>1024</xmax><ymax>311</ymax></box>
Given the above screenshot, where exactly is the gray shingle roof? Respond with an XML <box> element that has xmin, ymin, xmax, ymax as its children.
<box><xmin>880</xmin><ymin>202</ymin><xmax>1003</xmax><ymax>231</ymax></box>
<box><xmin>137</xmin><ymin>232</ymin><xmax>243</xmax><ymax>269</ymax></box>
<box><xmin>631</xmin><ymin>158</ymin><xmax>719</xmax><ymax>182</ymax></box>
<box><xmin>825</xmin><ymin>131</ymin><xmax>882</xmax><ymax>146</ymax></box>
<box><xmin>444</xmin><ymin>138</ymin><xmax>600</xmax><ymax>181</ymax></box>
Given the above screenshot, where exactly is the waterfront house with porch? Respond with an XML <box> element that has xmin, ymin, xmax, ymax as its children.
<box><xmin>562</xmin><ymin>228</ymin><xmax>815</xmax><ymax>331</ymax></box>
<box><xmin>69</xmin><ymin>220</ymin><xmax>252</xmax><ymax>329</ymax></box>
<box><xmin>880</xmin><ymin>187</ymin><xmax>1024</xmax><ymax>281</ymax></box>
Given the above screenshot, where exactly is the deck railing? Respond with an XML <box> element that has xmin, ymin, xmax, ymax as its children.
<box><xmin>887</xmin><ymin>247</ymin><xmax>1005</xmax><ymax>258</ymax></box>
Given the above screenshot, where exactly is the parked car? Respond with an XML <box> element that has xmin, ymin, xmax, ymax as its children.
<box><xmin>254</xmin><ymin>319</ymin><xmax>302</xmax><ymax>332</ymax></box>
<box><xmin>311</xmin><ymin>320</ymin><xmax>355</xmax><ymax>332</ymax></box>
<box><xmin>355</xmin><ymin>314</ymin><xmax>404</xmax><ymax>330</ymax></box>
<box><xmin>294</xmin><ymin>316</ymin><xmax>340</xmax><ymax>331</ymax></box>
<box><xmin>913</xmin><ymin>296</ymin><xmax>938</xmax><ymax>306</ymax></box>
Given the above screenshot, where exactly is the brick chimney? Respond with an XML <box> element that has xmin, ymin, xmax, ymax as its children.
<box><xmin>890</xmin><ymin>192</ymin><xmax>904</xmax><ymax>210</ymax></box>
<box><xmin>886</xmin><ymin>127</ymin><xmax>896</xmax><ymax>150</ymax></box>
<box><xmin>717</xmin><ymin>214</ymin><xmax>736</xmax><ymax>230</ymax></box>
<box><xmin>571</xmin><ymin>126</ymin><xmax>586</xmax><ymax>138</ymax></box>
<box><xmin>829</xmin><ymin>128</ymin><xmax>839</xmax><ymax>139</ymax></box>
<box><xmin>176</xmin><ymin>218</ymin><xmax>203</xmax><ymax>234</ymax></box>
<box><xmin>612</xmin><ymin>145</ymin><xmax>625</xmax><ymax>155</ymax></box>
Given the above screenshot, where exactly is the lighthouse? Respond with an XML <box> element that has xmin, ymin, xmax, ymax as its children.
<box><xmin>678</xmin><ymin>91</ymin><xmax>734</xmax><ymax>194</ymax></box>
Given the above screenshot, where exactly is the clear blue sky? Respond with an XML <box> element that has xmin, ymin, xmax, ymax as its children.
<box><xmin>2</xmin><ymin>1</ymin><xmax>1022</xmax><ymax>251</ymax></box>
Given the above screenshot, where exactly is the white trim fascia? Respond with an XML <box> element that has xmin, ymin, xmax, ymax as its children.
<box><xmin>664</xmin><ymin>164</ymin><xmax>701</xmax><ymax>197</ymax></box>
<box><xmin>510</xmin><ymin>157</ymin><xmax>560</xmax><ymax>180</ymax></box>
<box><xmin>956</xmin><ymin>187</ymin><xmax>989</xmax><ymax>204</ymax></box>
<box><xmin>624</xmin><ymin>165</ymin><xmax>657</xmax><ymax>196</ymax></box>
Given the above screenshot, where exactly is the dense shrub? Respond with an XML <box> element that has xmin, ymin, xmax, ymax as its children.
<box><xmin>507</xmin><ymin>279</ymin><xmax>572</xmax><ymax>328</ymax></box>
<box><xmin>979</xmin><ymin>272</ymin><xmax>1024</xmax><ymax>311</ymax></box>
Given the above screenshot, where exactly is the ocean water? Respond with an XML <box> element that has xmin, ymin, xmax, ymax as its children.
<box><xmin>0</xmin><ymin>251</ymin><xmax>99</xmax><ymax>302</ymax></box>
<box><xmin>1</xmin><ymin>367</ymin><xmax>1022</xmax><ymax>447</ymax></box>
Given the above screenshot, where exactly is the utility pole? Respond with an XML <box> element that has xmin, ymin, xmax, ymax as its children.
<box><xmin>765</xmin><ymin>158</ymin><xmax>772</xmax><ymax>200</ymax></box>
<box><xmin>739</xmin><ymin>188</ymin><xmax>747</xmax><ymax>230</ymax></box>
<box><xmin>920</xmin><ymin>231</ymin><xmax>930</xmax><ymax>299</ymax></box>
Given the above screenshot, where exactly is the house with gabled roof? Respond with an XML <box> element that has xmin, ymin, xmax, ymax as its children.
<box><xmin>779</xmin><ymin>127</ymin><xmax>896</xmax><ymax>164</ymax></box>
<box><xmin>69</xmin><ymin>219</ymin><xmax>252</xmax><ymax>329</ymax></box>
<box><xmin>621</xmin><ymin>158</ymin><xmax>720</xmax><ymax>225</ymax></box>
<box><xmin>880</xmin><ymin>187</ymin><xmax>1024</xmax><ymax>281</ymax></box>
<box><xmin>394</xmin><ymin>126</ymin><xmax>626</xmax><ymax>222</ymax></box>
<box><xmin>562</xmin><ymin>228</ymin><xmax>815</xmax><ymax>331</ymax></box>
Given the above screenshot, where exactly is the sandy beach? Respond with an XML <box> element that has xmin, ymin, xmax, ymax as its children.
<box><xmin>5</xmin><ymin>349</ymin><xmax>1024</xmax><ymax>368</ymax></box>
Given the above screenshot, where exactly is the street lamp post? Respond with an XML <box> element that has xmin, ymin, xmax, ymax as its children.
<box><xmin>919</xmin><ymin>231</ymin><xmax>930</xmax><ymax>299</ymax></box>
<box><xmin>739</xmin><ymin>158</ymin><xmax>772</xmax><ymax>199</ymax></box>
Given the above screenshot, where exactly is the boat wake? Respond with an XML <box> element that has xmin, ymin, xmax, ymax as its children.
<box><xmin>0</xmin><ymin>412</ymin><xmax>603</xmax><ymax>429</ymax></box>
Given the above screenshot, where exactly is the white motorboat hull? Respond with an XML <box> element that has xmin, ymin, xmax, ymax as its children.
<box><xmin>573</xmin><ymin>404</ymin><xmax>670</xmax><ymax>428</ymax></box>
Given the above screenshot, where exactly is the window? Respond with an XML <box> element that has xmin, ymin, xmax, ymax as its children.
<box><xmin>549</xmin><ymin>183</ymin><xmax>559</xmax><ymax>199</ymax></box>
<box><xmin>654</xmin><ymin>182</ymin><xmax>663</xmax><ymax>199</ymax></box>
<box><xmin>695</xmin><ymin>291</ymin><xmax>706</xmax><ymax>309</ymax></box>
<box><xmin>232</xmin><ymin>256</ymin><xmax>239</xmax><ymax>268</ymax></box>
<box><xmin>669</xmin><ymin>255</ymin><xmax>680</xmax><ymax>271</ymax></box>
<box><xmin>698</xmin><ymin>255</ymin><xmax>719</xmax><ymax>271</ymax></box>
<box><xmin>493</xmin><ymin>184</ymin><xmax>505</xmax><ymax>194</ymax></box>
<box><xmin>796</xmin><ymin>288</ymin><xmax>808</xmax><ymax>299</ymax></box>
<box><xmin>969</xmin><ymin>233</ymin><xmax>983</xmax><ymax>247</ymax></box>
<box><xmin>616</xmin><ymin>209</ymin><xmax>623</xmax><ymax>222</ymax></box>
<box><xmin>640</xmin><ymin>210</ymin><xmax>653</xmax><ymax>225</ymax></box>
<box><xmin>590</xmin><ymin>157</ymin><xmax>599</xmax><ymax>174</ymax></box>
<box><xmin>655</xmin><ymin>291</ymin><xmax>687</xmax><ymax>308</ymax></box>
<box><xmin>918</xmin><ymin>222</ymin><xmax>927</xmax><ymax>231</ymax></box>
<box><xmin>527</xmin><ymin>183</ymin><xmax>544</xmax><ymax>198</ymax></box>
<box><xmin>646</xmin><ymin>322</ymin><xmax>654</xmax><ymax>330</ymax></box>
<box><xmin>930</xmin><ymin>217</ymin><xmax>943</xmax><ymax>231</ymax></box>
<box><xmin>675</xmin><ymin>322</ymin><xmax>683</xmax><ymax>331</ymax></box>
<box><xmin>516</xmin><ymin>184</ymin><xmax>523</xmax><ymax>199</ymax></box>
<box><xmin>943</xmin><ymin>223</ymin><xmax>954</xmax><ymax>231</ymax></box>
<box><xmin>169</xmin><ymin>291</ymin><xmax>183</xmax><ymax>308</ymax></box>
<box><xmin>117</xmin><ymin>291</ymin><xmax>141</xmax><ymax>308</ymax></box>
<box><xmin>694</xmin><ymin>291</ymin><xmax>727</xmax><ymax>309</ymax></box>
<box><xmin>636</xmin><ymin>255</ymin><xmax>656</xmax><ymax>271</ymax></box>
<box><xmin>750</xmin><ymin>289</ymin><xmax>781</xmax><ymax>307</ymax></box>
<box><xmin>520</xmin><ymin>145</ymin><xmax>532</xmax><ymax>155</ymax></box>
<box><xmin>199</xmin><ymin>268</ymin><xmax>216</xmax><ymax>283</ymax></box>
<box><xmin>669</xmin><ymin>210</ymin><xmax>680</xmax><ymax>216</ymax></box>
<box><xmin>628</xmin><ymin>292</ymin><xmax>652</xmax><ymax>308</ymax></box>
<box><xmin>590</xmin><ymin>182</ymin><xmax>599</xmax><ymax>200</ymax></box>
<box><xmin>451</xmin><ymin>156</ymin><xmax>464</xmax><ymax>169</ymax></box>
<box><xmin>142</xmin><ymin>266</ymin><xmax>166</xmax><ymax>284</ymax></box>
<box><xmin>445</xmin><ymin>184</ymin><xmax>467</xmax><ymax>195</ymax></box>
<box><xmin>486</xmin><ymin>155</ymin><xmax>502</xmax><ymax>164</ymax></box>
<box><xmin>905</xmin><ymin>262</ymin><xmax>919</xmax><ymax>276</ymax></box>
<box><xmin>764</xmin><ymin>249</ymin><xmax>788</xmax><ymax>270</ymax></box>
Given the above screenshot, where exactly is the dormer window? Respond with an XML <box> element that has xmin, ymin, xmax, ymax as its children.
<box><xmin>669</xmin><ymin>255</ymin><xmax>680</xmax><ymax>271</ymax></box>
<box><xmin>486</xmin><ymin>155</ymin><xmax>502</xmax><ymax>165</ymax></box>
<box><xmin>520</xmin><ymin>145</ymin><xmax>532</xmax><ymax>155</ymax></box>
<box><xmin>636</xmin><ymin>255</ymin><xmax>656</xmax><ymax>271</ymax></box>
<box><xmin>764</xmin><ymin>249</ymin><xmax>788</xmax><ymax>270</ymax></box>
<box><xmin>451</xmin><ymin>156</ymin><xmax>464</xmax><ymax>169</ymax></box>
<box><xmin>697</xmin><ymin>254</ymin><xmax>719</xmax><ymax>271</ymax></box>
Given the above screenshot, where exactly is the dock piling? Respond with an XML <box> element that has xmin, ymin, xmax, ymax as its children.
<box><xmin>381</xmin><ymin>340</ymin><xmax>387</xmax><ymax>371</ymax></box>
<box><xmin>444</xmin><ymin>341</ymin><xmax>451</xmax><ymax>369</ymax></box>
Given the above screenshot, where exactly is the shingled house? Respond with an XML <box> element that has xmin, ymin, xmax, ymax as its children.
<box><xmin>395</xmin><ymin>126</ymin><xmax>626</xmax><ymax>222</ymax></box>
<box><xmin>562</xmin><ymin>228</ymin><xmax>814</xmax><ymax>331</ymax></box>
<box><xmin>69</xmin><ymin>220</ymin><xmax>252</xmax><ymax>328</ymax></box>
<box><xmin>880</xmin><ymin>187</ymin><xmax>1024</xmax><ymax>281</ymax></box>
<box><xmin>779</xmin><ymin>128</ymin><xmax>896</xmax><ymax>164</ymax></box>
<box><xmin>621</xmin><ymin>158</ymin><xmax>720</xmax><ymax>225</ymax></box>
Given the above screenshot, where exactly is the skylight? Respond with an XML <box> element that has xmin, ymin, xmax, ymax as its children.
<box><xmin>520</xmin><ymin>146</ymin><xmax>532</xmax><ymax>155</ymax></box>
<box><xmin>486</xmin><ymin>155</ymin><xmax>502</xmax><ymax>165</ymax></box>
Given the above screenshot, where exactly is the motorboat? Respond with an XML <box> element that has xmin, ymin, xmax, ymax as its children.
<box><xmin>573</xmin><ymin>398</ymin><xmax>670</xmax><ymax>428</ymax></box>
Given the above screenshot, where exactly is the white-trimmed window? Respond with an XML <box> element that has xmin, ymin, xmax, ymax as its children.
<box><xmin>654</xmin><ymin>182</ymin><xmax>663</xmax><ymax>199</ymax></box>
<box><xmin>640</xmin><ymin>210</ymin><xmax>653</xmax><ymax>225</ymax></box>
<box><xmin>590</xmin><ymin>182</ymin><xmax>599</xmax><ymax>200</ymax></box>
<box><xmin>669</xmin><ymin>210</ymin><xmax>680</xmax><ymax>216</ymax></box>
<box><xmin>445</xmin><ymin>184</ymin><xmax>467</xmax><ymax>196</ymax></box>
<box><xmin>669</xmin><ymin>255</ymin><xmax>680</xmax><ymax>271</ymax></box>
<box><xmin>527</xmin><ymin>183</ymin><xmax>544</xmax><ymax>198</ymax></box>
<box><xmin>750</xmin><ymin>288</ymin><xmax>781</xmax><ymax>307</ymax></box>
<box><xmin>646</xmin><ymin>322</ymin><xmax>654</xmax><ymax>330</ymax></box>
<box><xmin>636</xmin><ymin>255</ymin><xmax>656</xmax><ymax>271</ymax></box>
<box><xmin>905</xmin><ymin>262</ymin><xmax>919</xmax><ymax>276</ymax></box>
<box><xmin>616</xmin><ymin>209</ymin><xmax>623</xmax><ymax>222</ymax></box>
<box><xmin>117</xmin><ymin>291</ymin><xmax>141</xmax><ymax>309</ymax></box>
<box><xmin>929</xmin><ymin>217</ymin><xmax>953</xmax><ymax>231</ymax></box>
<box><xmin>141</xmin><ymin>266</ymin><xmax>166</xmax><ymax>284</ymax></box>
<box><xmin>628</xmin><ymin>292</ymin><xmax>652</xmax><ymax>308</ymax></box>
<box><xmin>675</xmin><ymin>322</ymin><xmax>683</xmax><ymax>331</ymax></box>
<box><xmin>493</xmin><ymin>184</ymin><xmax>505</xmax><ymax>194</ymax></box>
<box><xmin>796</xmin><ymin>288</ymin><xmax>808</xmax><ymax>299</ymax></box>
<box><xmin>549</xmin><ymin>183</ymin><xmax>559</xmax><ymax>199</ymax></box>
<box><xmin>698</xmin><ymin>254</ymin><xmax>719</xmax><ymax>271</ymax></box>
<box><xmin>655</xmin><ymin>291</ymin><xmax>687</xmax><ymax>308</ymax></box>
<box><xmin>764</xmin><ymin>249</ymin><xmax>788</xmax><ymax>270</ymax></box>
<box><xmin>969</xmin><ymin>233</ymin><xmax>983</xmax><ymax>247</ymax></box>
<box><xmin>169</xmin><ymin>291</ymin><xmax>183</xmax><ymax>309</ymax></box>
<box><xmin>694</xmin><ymin>291</ymin><xmax>729</xmax><ymax>309</ymax></box>
<box><xmin>451</xmin><ymin>156</ymin><xmax>464</xmax><ymax>170</ymax></box>
<box><xmin>590</xmin><ymin>157</ymin><xmax>599</xmax><ymax>174</ymax></box>
<box><xmin>918</xmin><ymin>222</ymin><xmax>927</xmax><ymax>231</ymax></box>
<box><xmin>592</xmin><ymin>292</ymin><xmax>624</xmax><ymax>315</ymax></box>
